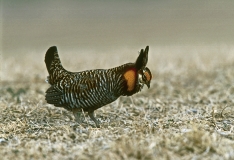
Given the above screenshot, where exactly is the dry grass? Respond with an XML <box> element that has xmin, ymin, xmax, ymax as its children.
<box><xmin>1</xmin><ymin>46</ymin><xmax>234</xmax><ymax>159</ymax></box>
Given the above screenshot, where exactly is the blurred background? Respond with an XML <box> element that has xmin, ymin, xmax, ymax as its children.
<box><xmin>2</xmin><ymin>0</ymin><xmax>234</xmax><ymax>54</ymax></box>
<box><xmin>1</xmin><ymin>0</ymin><xmax>234</xmax><ymax>81</ymax></box>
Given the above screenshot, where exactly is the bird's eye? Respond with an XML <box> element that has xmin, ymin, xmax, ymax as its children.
<box><xmin>142</xmin><ymin>72</ymin><xmax>147</xmax><ymax>81</ymax></box>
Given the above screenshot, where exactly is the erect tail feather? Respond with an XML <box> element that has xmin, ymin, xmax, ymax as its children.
<box><xmin>45</xmin><ymin>46</ymin><xmax>58</xmax><ymax>74</ymax></box>
<box><xmin>45</xmin><ymin>46</ymin><xmax>66</xmax><ymax>75</ymax></box>
<box><xmin>45</xmin><ymin>46</ymin><xmax>68</xmax><ymax>85</ymax></box>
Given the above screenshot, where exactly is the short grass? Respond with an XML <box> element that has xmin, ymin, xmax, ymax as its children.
<box><xmin>1</xmin><ymin>46</ymin><xmax>234</xmax><ymax>160</ymax></box>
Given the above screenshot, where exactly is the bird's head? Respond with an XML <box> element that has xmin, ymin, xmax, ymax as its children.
<box><xmin>135</xmin><ymin>46</ymin><xmax>152</xmax><ymax>90</ymax></box>
<box><xmin>138</xmin><ymin>67</ymin><xmax>152</xmax><ymax>89</ymax></box>
<box><xmin>122</xmin><ymin>46</ymin><xmax>152</xmax><ymax>95</ymax></box>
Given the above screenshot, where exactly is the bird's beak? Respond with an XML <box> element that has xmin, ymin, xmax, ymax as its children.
<box><xmin>146</xmin><ymin>82</ymin><xmax>150</xmax><ymax>89</ymax></box>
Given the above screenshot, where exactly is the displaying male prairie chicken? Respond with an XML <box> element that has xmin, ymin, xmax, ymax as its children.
<box><xmin>44</xmin><ymin>46</ymin><xmax>152</xmax><ymax>127</ymax></box>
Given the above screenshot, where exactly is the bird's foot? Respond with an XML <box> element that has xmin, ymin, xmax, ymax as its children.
<box><xmin>88</xmin><ymin>111</ymin><xmax>100</xmax><ymax>128</ymax></box>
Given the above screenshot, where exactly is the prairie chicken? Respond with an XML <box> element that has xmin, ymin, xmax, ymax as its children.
<box><xmin>45</xmin><ymin>46</ymin><xmax>152</xmax><ymax>127</ymax></box>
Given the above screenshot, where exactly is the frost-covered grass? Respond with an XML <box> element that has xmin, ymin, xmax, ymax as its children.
<box><xmin>1</xmin><ymin>46</ymin><xmax>234</xmax><ymax>159</ymax></box>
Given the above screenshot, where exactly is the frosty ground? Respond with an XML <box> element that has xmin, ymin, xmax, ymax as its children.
<box><xmin>0</xmin><ymin>46</ymin><xmax>234</xmax><ymax>159</ymax></box>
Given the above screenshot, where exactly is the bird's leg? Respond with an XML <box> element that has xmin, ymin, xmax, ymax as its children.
<box><xmin>88</xmin><ymin>111</ymin><xmax>100</xmax><ymax>128</ymax></box>
<box><xmin>73</xmin><ymin>111</ymin><xmax>83</xmax><ymax>124</ymax></box>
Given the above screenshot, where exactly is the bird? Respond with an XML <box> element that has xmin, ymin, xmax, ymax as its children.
<box><xmin>44</xmin><ymin>46</ymin><xmax>152</xmax><ymax>127</ymax></box>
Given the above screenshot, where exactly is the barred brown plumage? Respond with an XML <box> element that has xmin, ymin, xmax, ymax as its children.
<box><xmin>45</xmin><ymin>46</ymin><xmax>152</xmax><ymax>127</ymax></box>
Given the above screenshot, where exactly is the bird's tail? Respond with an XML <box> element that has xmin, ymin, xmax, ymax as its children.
<box><xmin>45</xmin><ymin>46</ymin><xmax>67</xmax><ymax>85</ymax></box>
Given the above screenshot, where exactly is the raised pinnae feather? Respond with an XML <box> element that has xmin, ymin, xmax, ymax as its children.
<box><xmin>135</xmin><ymin>46</ymin><xmax>149</xmax><ymax>70</ymax></box>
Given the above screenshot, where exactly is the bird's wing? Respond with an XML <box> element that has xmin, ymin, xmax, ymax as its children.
<box><xmin>45</xmin><ymin>75</ymin><xmax>108</xmax><ymax>110</ymax></box>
